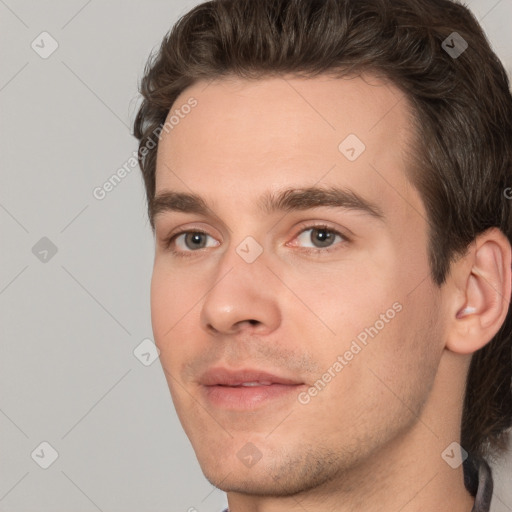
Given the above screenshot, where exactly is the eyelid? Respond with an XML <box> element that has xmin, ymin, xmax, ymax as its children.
<box><xmin>166</xmin><ymin>222</ymin><xmax>219</xmax><ymax>238</ymax></box>
<box><xmin>290</xmin><ymin>220</ymin><xmax>351</xmax><ymax>241</ymax></box>
<box><xmin>159</xmin><ymin>222</ymin><xmax>220</xmax><ymax>244</ymax></box>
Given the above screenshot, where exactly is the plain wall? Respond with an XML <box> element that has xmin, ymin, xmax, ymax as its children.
<box><xmin>1</xmin><ymin>1</ymin><xmax>511</xmax><ymax>511</ymax></box>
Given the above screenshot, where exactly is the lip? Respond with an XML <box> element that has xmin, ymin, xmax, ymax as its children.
<box><xmin>200</xmin><ymin>367</ymin><xmax>306</xmax><ymax>410</ymax></box>
<box><xmin>200</xmin><ymin>368</ymin><xmax>303</xmax><ymax>386</ymax></box>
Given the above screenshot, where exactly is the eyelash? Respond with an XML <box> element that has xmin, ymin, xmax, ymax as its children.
<box><xmin>162</xmin><ymin>224</ymin><xmax>349</xmax><ymax>259</ymax></box>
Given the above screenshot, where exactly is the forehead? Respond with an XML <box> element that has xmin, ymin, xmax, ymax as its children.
<box><xmin>155</xmin><ymin>73</ymin><xmax>419</xmax><ymax>220</ymax></box>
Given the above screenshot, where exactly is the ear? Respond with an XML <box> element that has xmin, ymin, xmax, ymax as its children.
<box><xmin>445</xmin><ymin>227</ymin><xmax>511</xmax><ymax>355</ymax></box>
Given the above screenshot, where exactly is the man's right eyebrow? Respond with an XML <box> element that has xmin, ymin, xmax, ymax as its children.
<box><xmin>150</xmin><ymin>191</ymin><xmax>216</xmax><ymax>225</ymax></box>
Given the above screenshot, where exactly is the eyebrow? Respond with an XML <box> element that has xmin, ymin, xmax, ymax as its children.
<box><xmin>150</xmin><ymin>186</ymin><xmax>385</xmax><ymax>227</ymax></box>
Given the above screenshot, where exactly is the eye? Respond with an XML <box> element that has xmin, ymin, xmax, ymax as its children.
<box><xmin>291</xmin><ymin>224</ymin><xmax>347</xmax><ymax>253</ymax></box>
<box><xmin>165</xmin><ymin>230</ymin><xmax>219</xmax><ymax>257</ymax></box>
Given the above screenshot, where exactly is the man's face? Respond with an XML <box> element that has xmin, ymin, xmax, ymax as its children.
<box><xmin>151</xmin><ymin>75</ymin><xmax>447</xmax><ymax>494</ymax></box>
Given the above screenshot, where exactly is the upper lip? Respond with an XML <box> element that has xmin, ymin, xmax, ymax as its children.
<box><xmin>200</xmin><ymin>368</ymin><xmax>304</xmax><ymax>386</ymax></box>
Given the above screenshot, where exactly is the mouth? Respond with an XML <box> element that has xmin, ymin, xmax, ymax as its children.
<box><xmin>200</xmin><ymin>368</ymin><xmax>306</xmax><ymax>410</ymax></box>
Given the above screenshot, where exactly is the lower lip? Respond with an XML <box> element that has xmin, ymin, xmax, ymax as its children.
<box><xmin>203</xmin><ymin>384</ymin><xmax>305</xmax><ymax>410</ymax></box>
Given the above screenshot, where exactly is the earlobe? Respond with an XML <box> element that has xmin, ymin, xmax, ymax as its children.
<box><xmin>446</xmin><ymin>228</ymin><xmax>511</xmax><ymax>355</ymax></box>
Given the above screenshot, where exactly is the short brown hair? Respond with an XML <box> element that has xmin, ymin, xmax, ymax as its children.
<box><xmin>133</xmin><ymin>0</ymin><xmax>512</xmax><ymax>460</ymax></box>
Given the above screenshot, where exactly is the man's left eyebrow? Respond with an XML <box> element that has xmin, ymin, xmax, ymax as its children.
<box><xmin>258</xmin><ymin>186</ymin><xmax>385</xmax><ymax>220</ymax></box>
<box><xmin>150</xmin><ymin>185</ymin><xmax>385</xmax><ymax>226</ymax></box>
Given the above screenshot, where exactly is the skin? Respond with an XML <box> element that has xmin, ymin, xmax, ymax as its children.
<box><xmin>150</xmin><ymin>74</ymin><xmax>511</xmax><ymax>512</ymax></box>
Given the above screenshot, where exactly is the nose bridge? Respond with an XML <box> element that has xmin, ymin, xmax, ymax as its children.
<box><xmin>199</xmin><ymin>235</ymin><xmax>281</xmax><ymax>334</ymax></box>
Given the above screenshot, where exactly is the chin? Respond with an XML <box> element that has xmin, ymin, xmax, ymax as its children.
<box><xmin>195</xmin><ymin>443</ymin><xmax>347</xmax><ymax>498</ymax></box>
<box><xmin>202</xmin><ymin>467</ymin><xmax>313</xmax><ymax>497</ymax></box>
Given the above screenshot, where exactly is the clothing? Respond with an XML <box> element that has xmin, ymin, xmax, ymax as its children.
<box><xmin>465</xmin><ymin>453</ymin><xmax>493</xmax><ymax>512</ymax></box>
<box><xmin>220</xmin><ymin>452</ymin><xmax>493</xmax><ymax>512</ymax></box>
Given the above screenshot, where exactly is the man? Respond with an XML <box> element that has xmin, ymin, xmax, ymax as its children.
<box><xmin>133</xmin><ymin>0</ymin><xmax>512</xmax><ymax>510</ymax></box>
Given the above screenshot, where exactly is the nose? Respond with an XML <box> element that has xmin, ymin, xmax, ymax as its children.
<box><xmin>200</xmin><ymin>249</ymin><xmax>282</xmax><ymax>336</ymax></box>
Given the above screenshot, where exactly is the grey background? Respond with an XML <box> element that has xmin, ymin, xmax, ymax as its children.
<box><xmin>0</xmin><ymin>1</ymin><xmax>511</xmax><ymax>511</ymax></box>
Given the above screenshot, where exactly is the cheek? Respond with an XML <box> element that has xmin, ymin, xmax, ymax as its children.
<box><xmin>150</xmin><ymin>269</ymin><xmax>198</xmax><ymax>416</ymax></box>
<box><xmin>305</xmin><ymin>260</ymin><xmax>399</xmax><ymax>339</ymax></box>
<box><xmin>310</xmin><ymin>298</ymin><xmax>442</xmax><ymax>442</ymax></box>
<box><xmin>354</xmin><ymin>283</ymin><xmax>444</xmax><ymax>413</ymax></box>
<box><xmin>150</xmin><ymin>265</ymin><xmax>198</xmax><ymax>371</ymax></box>
<box><xmin>150</xmin><ymin>268</ymin><xmax>173</xmax><ymax>344</ymax></box>
<box><xmin>150</xmin><ymin>262</ymin><xmax>200</xmax><ymax>331</ymax></box>
<box><xmin>307</xmin><ymin>258</ymin><xmax>441</xmax><ymax>395</ymax></box>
